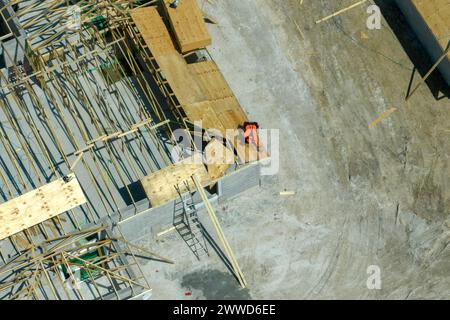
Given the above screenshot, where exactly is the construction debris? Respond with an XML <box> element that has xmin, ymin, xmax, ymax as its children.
<box><xmin>280</xmin><ymin>191</ymin><xmax>296</xmax><ymax>196</ymax></box>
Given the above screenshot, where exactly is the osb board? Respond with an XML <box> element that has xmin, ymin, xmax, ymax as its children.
<box><xmin>183</xmin><ymin>101</ymin><xmax>226</xmax><ymax>134</ymax></box>
<box><xmin>187</xmin><ymin>61</ymin><xmax>248</xmax><ymax>130</ymax></box>
<box><xmin>184</xmin><ymin>97</ymin><xmax>248</xmax><ymax>133</ymax></box>
<box><xmin>213</xmin><ymin>98</ymin><xmax>248</xmax><ymax>129</ymax></box>
<box><xmin>130</xmin><ymin>7</ymin><xmax>177</xmax><ymax>57</ymax></box>
<box><xmin>140</xmin><ymin>154</ymin><xmax>210</xmax><ymax>207</ymax></box>
<box><xmin>163</xmin><ymin>0</ymin><xmax>212</xmax><ymax>53</ymax></box>
<box><xmin>0</xmin><ymin>173</ymin><xmax>86</xmax><ymax>240</ymax></box>
<box><xmin>157</xmin><ymin>54</ymin><xmax>207</xmax><ymax>105</ymax></box>
<box><xmin>205</xmin><ymin>139</ymin><xmax>234</xmax><ymax>181</ymax></box>
<box><xmin>187</xmin><ymin>61</ymin><xmax>235</xmax><ymax>100</ymax></box>
<box><xmin>412</xmin><ymin>0</ymin><xmax>450</xmax><ymax>57</ymax></box>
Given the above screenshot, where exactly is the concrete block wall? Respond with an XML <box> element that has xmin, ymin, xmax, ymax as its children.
<box><xmin>117</xmin><ymin>163</ymin><xmax>261</xmax><ymax>242</ymax></box>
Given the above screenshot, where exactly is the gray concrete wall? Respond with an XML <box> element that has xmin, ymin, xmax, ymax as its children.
<box><xmin>219</xmin><ymin>163</ymin><xmax>260</xmax><ymax>201</ymax></box>
<box><xmin>117</xmin><ymin>163</ymin><xmax>261</xmax><ymax>242</ymax></box>
<box><xmin>395</xmin><ymin>0</ymin><xmax>450</xmax><ymax>86</ymax></box>
<box><xmin>117</xmin><ymin>200</ymin><xmax>175</xmax><ymax>241</ymax></box>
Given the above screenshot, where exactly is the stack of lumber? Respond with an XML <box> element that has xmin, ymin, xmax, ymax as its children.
<box><xmin>162</xmin><ymin>0</ymin><xmax>212</xmax><ymax>53</ymax></box>
<box><xmin>204</xmin><ymin>138</ymin><xmax>234</xmax><ymax>181</ymax></box>
<box><xmin>132</xmin><ymin>5</ymin><xmax>269</xmax><ymax>195</ymax></box>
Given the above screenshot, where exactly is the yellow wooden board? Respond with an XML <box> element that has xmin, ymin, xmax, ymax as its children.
<box><xmin>204</xmin><ymin>139</ymin><xmax>235</xmax><ymax>181</ymax></box>
<box><xmin>412</xmin><ymin>0</ymin><xmax>450</xmax><ymax>58</ymax></box>
<box><xmin>185</xmin><ymin>61</ymin><xmax>248</xmax><ymax>131</ymax></box>
<box><xmin>140</xmin><ymin>154</ymin><xmax>210</xmax><ymax>207</ymax></box>
<box><xmin>157</xmin><ymin>54</ymin><xmax>207</xmax><ymax>105</ymax></box>
<box><xmin>184</xmin><ymin>97</ymin><xmax>247</xmax><ymax>133</ymax></box>
<box><xmin>130</xmin><ymin>7</ymin><xmax>177</xmax><ymax>57</ymax></box>
<box><xmin>187</xmin><ymin>60</ymin><xmax>235</xmax><ymax>100</ymax></box>
<box><xmin>0</xmin><ymin>173</ymin><xmax>86</xmax><ymax>240</ymax></box>
<box><xmin>163</xmin><ymin>0</ymin><xmax>212</xmax><ymax>53</ymax></box>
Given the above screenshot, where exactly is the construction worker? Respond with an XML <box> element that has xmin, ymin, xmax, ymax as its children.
<box><xmin>243</xmin><ymin>122</ymin><xmax>261</xmax><ymax>149</ymax></box>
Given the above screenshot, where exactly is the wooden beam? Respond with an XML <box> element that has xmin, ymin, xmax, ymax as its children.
<box><xmin>368</xmin><ymin>107</ymin><xmax>397</xmax><ymax>129</ymax></box>
<box><xmin>192</xmin><ymin>174</ymin><xmax>247</xmax><ymax>288</ymax></box>
<box><xmin>113</xmin><ymin>236</ymin><xmax>174</xmax><ymax>264</ymax></box>
<box><xmin>315</xmin><ymin>0</ymin><xmax>368</xmax><ymax>24</ymax></box>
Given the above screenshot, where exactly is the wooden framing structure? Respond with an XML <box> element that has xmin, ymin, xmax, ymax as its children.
<box><xmin>0</xmin><ymin>0</ymin><xmax>191</xmax><ymax>288</ymax></box>
<box><xmin>204</xmin><ymin>139</ymin><xmax>234</xmax><ymax>181</ymax></box>
<box><xmin>0</xmin><ymin>225</ymin><xmax>161</xmax><ymax>300</ymax></box>
<box><xmin>0</xmin><ymin>0</ymin><xmax>188</xmax><ymax>256</ymax></box>
<box><xmin>0</xmin><ymin>0</ymin><xmax>261</xmax><ymax>297</ymax></box>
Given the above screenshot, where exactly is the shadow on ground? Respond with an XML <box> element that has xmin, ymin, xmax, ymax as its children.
<box><xmin>181</xmin><ymin>269</ymin><xmax>251</xmax><ymax>300</ymax></box>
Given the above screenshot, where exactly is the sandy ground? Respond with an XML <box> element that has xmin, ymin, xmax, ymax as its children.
<box><xmin>138</xmin><ymin>0</ymin><xmax>450</xmax><ymax>299</ymax></box>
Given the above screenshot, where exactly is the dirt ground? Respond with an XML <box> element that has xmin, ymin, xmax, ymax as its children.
<box><xmin>139</xmin><ymin>0</ymin><xmax>450</xmax><ymax>299</ymax></box>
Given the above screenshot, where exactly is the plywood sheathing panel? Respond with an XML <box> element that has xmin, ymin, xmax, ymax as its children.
<box><xmin>185</xmin><ymin>61</ymin><xmax>248</xmax><ymax>132</ymax></box>
<box><xmin>0</xmin><ymin>173</ymin><xmax>86</xmax><ymax>240</ymax></box>
<box><xmin>205</xmin><ymin>139</ymin><xmax>234</xmax><ymax>181</ymax></box>
<box><xmin>140</xmin><ymin>154</ymin><xmax>210</xmax><ymax>207</ymax></box>
<box><xmin>183</xmin><ymin>97</ymin><xmax>247</xmax><ymax>133</ymax></box>
<box><xmin>130</xmin><ymin>8</ymin><xmax>177</xmax><ymax>57</ymax></box>
<box><xmin>187</xmin><ymin>60</ymin><xmax>235</xmax><ymax>100</ymax></box>
<box><xmin>157</xmin><ymin>54</ymin><xmax>206</xmax><ymax>105</ymax></box>
<box><xmin>132</xmin><ymin>7</ymin><xmax>248</xmax><ymax>133</ymax></box>
<box><xmin>163</xmin><ymin>0</ymin><xmax>212</xmax><ymax>53</ymax></box>
<box><xmin>412</xmin><ymin>0</ymin><xmax>450</xmax><ymax>58</ymax></box>
<box><xmin>131</xmin><ymin>8</ymin><xmax>206</xmax><ymax>105</ymax></box>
